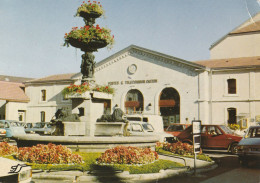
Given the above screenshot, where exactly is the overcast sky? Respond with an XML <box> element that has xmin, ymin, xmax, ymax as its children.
<box><xmin>0</xmin><ymin>0</ymin><xmax>259</xmax><ymax>79</ymax></box>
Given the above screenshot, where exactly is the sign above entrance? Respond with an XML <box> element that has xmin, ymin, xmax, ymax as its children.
<box><xmin>108</xmin><ymin>79</ymin><xmax>157</xmax><ymax>86</ymax></box>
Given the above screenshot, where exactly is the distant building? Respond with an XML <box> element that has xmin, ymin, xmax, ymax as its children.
<box><xmin>0</xmin><ymin>75</ymin><xmax>32</xmax><ymax>121</ymax></box>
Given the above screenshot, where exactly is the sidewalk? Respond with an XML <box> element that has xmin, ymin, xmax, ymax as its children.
<box><xmin>32</xmin><ymin>154</ymin><xmax>217</xmax><ymax>182</ymax></box>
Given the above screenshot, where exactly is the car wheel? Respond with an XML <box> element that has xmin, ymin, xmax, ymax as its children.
<box><xmin>230</xmin><ymin>143</ymin><xmax>238</xmax><ymax>154</ymax></box>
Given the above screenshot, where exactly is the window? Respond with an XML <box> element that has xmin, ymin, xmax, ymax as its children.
<box><xmin>227</xmin><ymin>79</ymin><xmax>236</xmax><ymax>94</ymax></box>
<box><xmin>227</xmin><ymin>108</ymin><xmax>237</xmax><ymax>125</ymax></box>
<box><xmin>41</xmin><ymin>90</ymin><xmax>46</xmax><ymax>101</ymax></box>
<box><xmin>41</xmin><ymin>111</ymin><xmax>45</xmax><ymax>122</ymax></box>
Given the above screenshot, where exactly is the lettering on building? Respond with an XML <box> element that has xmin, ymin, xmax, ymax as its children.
<box><xmin>108</xmin><ymin>79</ymin><xmax>157</xmax><ymax>86</ymax></box>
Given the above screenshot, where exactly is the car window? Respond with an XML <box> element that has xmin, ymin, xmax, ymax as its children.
<box><xmin>247</xmin><ymin>127</ymin><xmax>260</xmax><ymax>138</ymax></box>
<box><xmin>142</xmin><ymin>124</ymin><xmax>154</xmax><ymax>131</ymax></box>
<box><xmin>143</xmin><ymin>117</ymin><xmax>148</xmax><ymax>122</ymax></box>
<box><xmin>201</xmin><ymin>126</ymin><xmax>206</xmax><ymax>134</ymax></box>
<box><xmin>219</xmin><ymin>125</ymin><xmax>233</xmax><ymax>134</ymax></box>
<box><xmin>215</xmin><ymin>127</ymin><xmax>223</xmax><ymax>135</ymax></box>
<box><xmin>0</xmin><ymin>122</ymin><xmax>4</xmax><ymax>128</ymax></box>
<box><xmin>4</xmin><ymin>122</ymin><xmax>10</xmax><ymax>128</ymax></box>
<box><xmin>131</xmin><ymin>124</ymin><xmax>142</xmax><ymax>132</ymax></box>
<box><xmin>207</xmin><ymin>126</ymin><xmax>218</xmax><ymax>135</ymax></box>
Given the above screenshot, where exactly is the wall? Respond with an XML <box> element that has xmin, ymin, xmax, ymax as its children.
<box><xmin>5</xmin><ymin>102</ymin><xmax>27</xmax><ymax>121</ymax></box>
<box><xmin>25</xmin><ymin>83</ymin><xmax>72</xmax><ymax>122</ymax></box>
<box><xmin>209</xmin><ymin>69</ymin><xmax>260</xmax><ymax>125</ymax></box>
<box><xmin>94</xmin><ymin>51</ymin><xmax>202</xmax><ymax>123</ymax></box>
<box><xmin>210</xmin><ymin>33</ymin><xmax>260</xmax><ymax>59</ymax></box>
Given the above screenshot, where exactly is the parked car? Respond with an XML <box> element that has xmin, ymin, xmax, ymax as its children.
<box><xmin>237</xmin><ymin>125</ymin><xmax>260</xmax><ymax>166</ymax></box>
<box><xmin>0</xmin><ymin>127</ymin><xmax>7</xmax><ymax>141</ymax></box>
<box><xmin>177</xmin><ymin>124</ymin><xmax>242</xmax><ymax>154</ymax></box>
<box><xmin>25</xmin><ymin>122</ymin><xmax>55</xmax><ymax>135</ymax></box>
<box><xmin>165</xmin><ymin>124</ymin><xmax>190</xmax><ymax>136</ymax></box>
<box><xmin>0</xmin><ymin>120</ymin><xmax>26</xmax><ymax>141</ymax></box>
<box><xmin>127</xmin><ymin>121</ymin><xmax>175</xmax><ymax>142</ymax></box>
<box><xmin>0</xmin><ymin>157</ymin><xmax>32</xmax><ymax>183</ymax></box>
<box><xmin>125</xmin><ymin>114</ymin><xmax>164</xmax><ymax>133</ymax></box>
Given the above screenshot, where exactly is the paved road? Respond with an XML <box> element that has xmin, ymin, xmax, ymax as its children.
<box><xmin>142</xmin><ymin>150</ymin><xmax>260</xmax><ymax>183</ymax></box>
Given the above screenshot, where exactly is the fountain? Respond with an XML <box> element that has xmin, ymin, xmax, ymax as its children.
<box><xmin>14</xmin><ymin>1</ymin><xmax>159</xmax><ymax>152</ymax></box>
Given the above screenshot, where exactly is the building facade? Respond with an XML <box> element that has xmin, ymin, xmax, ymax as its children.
<box><xmin>5</xmin><ymin>12</ymin><xmax>260</xmax><ymax>128</ymax></box>
<box><xmin>0</xmin><ymin>75</ymin><xmax>32</xmax><ymax>122</ymax></box>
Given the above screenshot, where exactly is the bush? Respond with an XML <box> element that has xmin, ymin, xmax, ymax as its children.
<box><xmin>228</xmin><ymin>124</ymin><xmax>240</xmax><ymax>131</ymax></box>
<box><xmin>0</xmin><ymin>142</ymin><xmax>18</xmax><ymax>156</ymax></box>
<box><xmin>97</xmin><ymin>146</ymin><xmax>159</xmax><ymax>165</ymax></box>
<box><xmin>162</xmin><ymin>141</ymin><xmax>194</xmax><ymax>155</ymax></box>
<box><xmin>15</xmin><ymin>143</ymin><xmax>83</xmax><ymax>164</ymax></box>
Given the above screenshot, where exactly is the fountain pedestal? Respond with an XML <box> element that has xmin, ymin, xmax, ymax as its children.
<box><xmin>64</xmin><ymin>91</ymin><xmax>121</xmax><ymax>137</ymax></box>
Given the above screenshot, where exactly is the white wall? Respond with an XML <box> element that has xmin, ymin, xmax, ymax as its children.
<box><xmin>211</xmin><ymin>33</ymin><xmax>260</xmax><ymax>59</ymax></box>
<box><xmin>95</xmin><ymin>51</ymin><xmax>201</xmax><ymax>123</ymax></box>
<box><xmin>5</xmin><ymin>102</ymin><xmax>27</xmax><ymax>121</ymax></box>
<box><xmin>25</xmin><ymin>83</ymin><xmax>72</xmax><ymax>122</ymax></box>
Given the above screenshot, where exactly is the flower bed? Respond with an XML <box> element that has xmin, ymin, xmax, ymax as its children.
<box><xmin>162</xmin><ymin>141</ymin><xmax>194</xmax><ymax>155</ymax></box>
<box><xmin>62</xmin><ymin>83</ymin><xmax>114</xmax><ymax>96</ymax></box>
<box><xmin>15</xmin><ymin>143</ymin><xmax>83</xmax><ymax>164</ymax></box>
<box><xmin>0</xmin><ymin>142</ymin><xmax>18</xmax><ymax>156</ymax></box>
<box><xmin>96</xmin><ymin>146</ymin><xmax>159</xmax><ymax>165</ymax></box>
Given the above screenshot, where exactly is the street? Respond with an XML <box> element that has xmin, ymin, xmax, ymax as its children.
<box><xmin>144</xmin><ymin>150</ymin><xmax>260</xmax><ymax>183</ymax></box>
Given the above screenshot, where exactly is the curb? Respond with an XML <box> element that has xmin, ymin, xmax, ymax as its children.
<box><xmin>32</xmin><ymin>156</ymin><xmax>217</xmax><ymax>182</ymax></box>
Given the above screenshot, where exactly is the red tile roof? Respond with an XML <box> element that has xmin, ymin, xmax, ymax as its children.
<box><xmin>0</xmin><ymin>81</ymin><xmax>29</xmax><ymax>102</ymax></box>
<box><xmin>0</xmin><ymin>75</ymin><xmax>33</xmax><ymax>83</ymax></box>
<box><xmin>27</xmin><ymin>73</ymin><xmax>76</xmax><ymax>83</ymax></box>
<box><xmin>195</xmin><ymin>56</ymin><xmax>260</xmax><ymax>69</ymax></box>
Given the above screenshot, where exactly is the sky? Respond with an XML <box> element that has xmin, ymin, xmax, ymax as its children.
<box><xmin>0</xmin><ymin>0</ymin><xmax>260</xmax><ymax>79</ymax></box>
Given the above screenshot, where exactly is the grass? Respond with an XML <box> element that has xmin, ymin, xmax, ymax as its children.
<box><xmin>156</xmin><ymin>147</ymin><xmax>213</xmax><ymax>162</ymax></box>
<box><xmin>4</xmin><ymin>152</ymin><xmax>184</xmax><ymax>174</ymax></box>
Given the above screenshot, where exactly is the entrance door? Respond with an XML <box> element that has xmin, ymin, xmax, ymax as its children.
<box><xmin>227</xmin><ymin>108</ymin><xmax>236</xmax><ymax>125</ymax></box>
<box><xmin>18</xmin><ymin>110</ymin><xmax>26</xmax><ymax>122</ymax></box>
<box><xmin>159</xmin><ymin>87</ymin><xmax>180</xmax><ymax>128</ymax></box>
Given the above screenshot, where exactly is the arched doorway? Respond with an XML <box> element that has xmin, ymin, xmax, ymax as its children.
<box><xmin>159</xmin><ymin>87</ymin><xmax>180</xmax><ymax>128</ymax></box>
<box><xmin>125</xmin><ymin>89</ymin><xmax>144</xmax><ymax>114</ymax></box>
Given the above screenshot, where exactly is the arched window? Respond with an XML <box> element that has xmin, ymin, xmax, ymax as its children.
<box><xmin>125</xmin><ymin>89</ymin><xmax>144</xmax><ymax>114</ymax></box>
<box><xmin>227</xmin><ymin>79</ymin><xmax>236</xmax><ymax>94</ymax></box>
<box><xmin>159</xmin><ymin>87</ymin><xmax>180</xmax><ymax>128</ymax></box>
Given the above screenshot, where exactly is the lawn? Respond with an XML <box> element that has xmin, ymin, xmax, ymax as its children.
<box><xmin>5</xmin><ymin>152</ymin><xmax>184</xmax><ymax>174</ymax></box>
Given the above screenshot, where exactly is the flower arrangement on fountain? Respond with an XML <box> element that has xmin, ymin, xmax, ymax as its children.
<box><xmin>62</xmin><ymin>82</ymin><xmax>114</xmax><ymax>97</ymax></box>
<box><xmin>64</xmin><ymin>24</ymin><xmax>114</xmax><ymax>49</ymax></box>
<box><xmin>76</xmin><ymin>0</ymin><xmax>104</xmax><ymax>17</ymax></box>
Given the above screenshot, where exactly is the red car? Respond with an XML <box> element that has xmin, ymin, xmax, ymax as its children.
<box><xmin>165</xmin><ymin>124</ymin><xmax>190</xmax><ymax>136</ymax></box>
<box><xmin>177</xmin><ymin>124</ymin><xmax>242</xmax><ymax>154</ymax></box>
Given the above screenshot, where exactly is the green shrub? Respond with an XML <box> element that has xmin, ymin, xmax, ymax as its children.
<box><xmin>228</xmin><ymin>124</ymin><xmax>240</xmax><ymax>130</ymax></box>
<box><xmin>156</xmin><ymin>148</ymin><xmax>212</xmax><ymax>162</ymax></box>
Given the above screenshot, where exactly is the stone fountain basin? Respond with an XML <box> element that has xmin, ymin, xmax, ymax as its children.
<box><xmin>13</xmin><ymin>134</ymin><xmax>159</xmax><ymax>152</ymax></box>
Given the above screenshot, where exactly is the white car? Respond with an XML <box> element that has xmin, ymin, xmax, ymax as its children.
<box><xmin>127</xmin><ymin>121</ymin><xmax>175</xmax><ymax>142</ymax></box>
<box><xmin>0</xmin><ymin>157</ymin><xmax>32</xmax><ymax>183</ymax></box>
